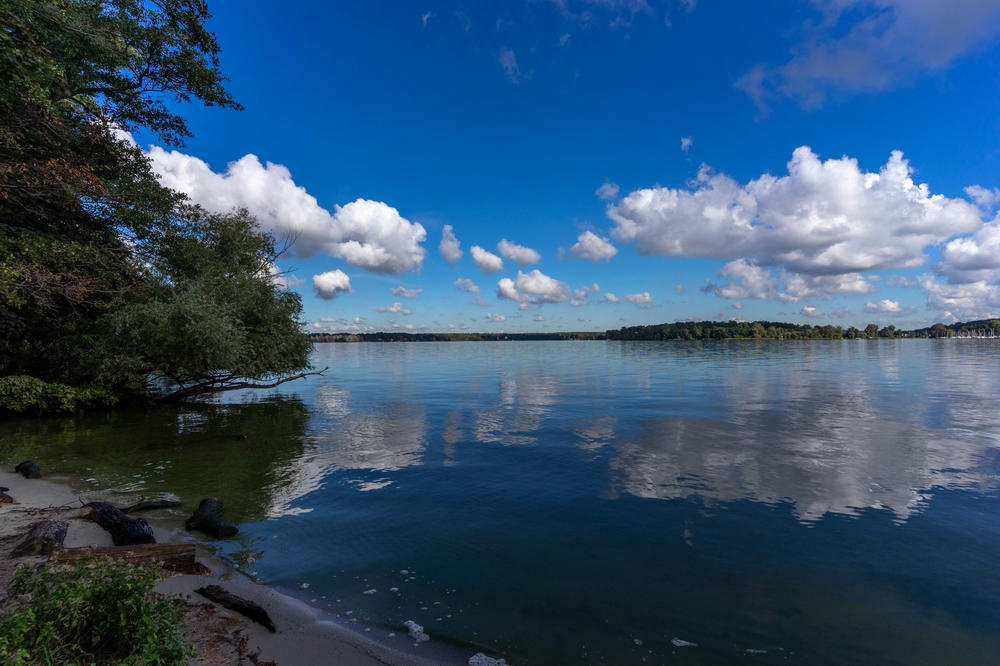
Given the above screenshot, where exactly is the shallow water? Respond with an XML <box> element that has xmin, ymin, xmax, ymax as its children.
<box><xmin>4</xmin><ymin>340</ymin><xmax>1000</xmax><ymax>664</ymax></box>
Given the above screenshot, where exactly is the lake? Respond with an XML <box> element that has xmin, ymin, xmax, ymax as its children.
<box><xmin>3</xmin><ymin>340</ymin><xmax>1000</xmax><ymax>664</ymax></box>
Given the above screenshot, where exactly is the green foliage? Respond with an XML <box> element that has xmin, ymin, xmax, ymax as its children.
<box><xmin>608</xmin><ymin>320</ymin><xmax>846</xmax><ymax>341</ymax></box>
<box><xmin>1</xmin><ymin>0</ymin><xmax>311</xmax><ymax>404</ymax></box>
<box><xmin>0</xmin><ymin>375</ymin><xmax>118</xmax><ymax>415</ymax></box>
<box><xmin>0</xmin><ymin>559</ymin><xmax>191</xmax><ymax>665</ymax></box>
<box><xmin>96</xmin><ymin>208</ymin><xmax>312</xmax><ymax>398</ymax></box>
<box><xmin>912</xmin><ymin>319</ymin><xmax>1000</xmax><ymax>338</ymax></box>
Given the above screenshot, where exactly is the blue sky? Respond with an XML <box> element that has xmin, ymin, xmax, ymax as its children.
<box><xmin>135</xmin><ymin>0</ymin><xmax>1000</xmax><ymax>332</ymax></box>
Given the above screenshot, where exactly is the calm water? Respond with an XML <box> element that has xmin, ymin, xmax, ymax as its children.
<box><xmin>4</xmin><ymin>340</ymin><xmax>1000</xmax><ymax>664</ymax></box>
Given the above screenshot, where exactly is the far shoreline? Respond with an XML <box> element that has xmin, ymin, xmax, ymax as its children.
<box><xmin>307</xmin><ymin>317</ymin><xmax>999</xmax><ymax>342</ymax></box>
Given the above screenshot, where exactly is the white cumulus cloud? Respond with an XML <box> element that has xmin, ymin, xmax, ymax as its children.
<box><xmin>610</xmin><ymin>147</ymin><xmax>983</xmax><ymax>301</ymax></box>
<box><xmin>920</xmin><ymin>275</ymin><xmax>1000</xmax><ymax>320</ymax></box>
<box><xmin>471</xmin><ymin>245</ymin><xmax>504</xmax><ymax>273</ymax></box>
<box><xmin>570</xmin><ymin>230</ymin><xmax>618</xmax><ymax>262</ymax></box>
<box><xmin>454</xmin><ymin>277</ymin><xmax>481</xmax><ymax>295</ymax></box>
<box><xmin>625</xmin><ymin>292</ymin><xmax>653</xmax><ymax>308</ymax></box>
<box><xmin>485</xmin><ymin>313</ymin><xmax>507</xmax><ymax>322</ymax></box>
<box><xmin>596</xmin><ymin>182</ymin><xmax>620</xmax><ymax>200</ymax></box>
<box><xmin>497</xmin><ymin>239</ymin><xmax>541</xmax><ymax>267</ymax></box>
<box><xmin>376</xmin><ymin>302</ymin><xmax>413</xmax><ymax>315</ymax></box>
<box><xmin>268</xmin><ymin>263</ymin><xmax>305</xmax><ymax>289</ymax></box>
<box><xmin>146</xmin><ymin>147</ymin><xmax>426</xmax><ymax>273</ymax></box>
<box><xmin>865</xmin><ymin>299</ymin><xmax>903</xmax><ymax>314</ymax></box>
<box><xmin>496</xmin><ymin>270</ymin><xmax>570</xmax><ymax>305</ymax></box>
<box><xmin>390</xmin><ymin>286</ymin><xmax>422</xmax><ymax>298</ymax></box>
<box><xmin>313</xmin><ymin>270</ymin><xmax>352</xmax><ymax>300</ymax></box>
<box><xmin>800</xmin><ymin>305</ymin><xmax>822</xmax><ymax>318</ymax></box>
<box><xmin>439</xmin><ymin>224</ymin><xmax>463</xmax><ymax>266</ymax></box>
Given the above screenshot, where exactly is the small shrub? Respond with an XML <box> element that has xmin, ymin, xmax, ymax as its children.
<box><xmin>0</xmin><ymin>558</ymin><xmax>191</xmax><ymax>665</ymax></box>
<box><xmin>0</xmin><ymin>375</ymin><xmax>118</xmax><ymax>415</ymax></box>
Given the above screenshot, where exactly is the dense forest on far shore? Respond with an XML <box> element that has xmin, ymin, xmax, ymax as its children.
<box><xmin>310</xmin><ymin>318</ymin><xmax>1000</xmax><ymax>343</ymax></box>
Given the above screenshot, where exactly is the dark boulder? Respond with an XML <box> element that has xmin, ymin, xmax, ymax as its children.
<box><xmin>12</xmin><ymin>519</ymin><xmax>68</xmax><ymax>557</ymax></box>
<box><xmin>185</xmin><ymin>498</ymin><xmax>238</xmax><ymax>538</ymax></box>
<box><xmin>14</xmin><ymin>461</ymin><xmax>41</xmax><ymax>479</ymax></box>
<box><xmin>83</xmin><ymin>501</ymin><xmax>156</xmax><ymax>546</ymax></box>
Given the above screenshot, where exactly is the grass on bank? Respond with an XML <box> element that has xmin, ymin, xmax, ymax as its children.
<box><xmin>0</xmin><ymin>558</ymin><xmax>191</xmax><ymax>665</ymax></box>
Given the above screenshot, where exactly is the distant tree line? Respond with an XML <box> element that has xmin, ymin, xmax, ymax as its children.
<box><xmin>310</xmin><ymin>319</ymin><xmax>1000</xmax><ymax>343</ymax></box>
<box><xmin>912</xmin><ymin>319</ymin><xmax>1000</xmax><ymax>338</ymax></box>
<box><xmin>309</xmin><ymin>332</ymin><xmax>605</xmax><ymax>342</ymax></box>
<box><xmin>609</xmin><ymin>320</ymin><xmax>997</xmax><ymax>340</ymax></box>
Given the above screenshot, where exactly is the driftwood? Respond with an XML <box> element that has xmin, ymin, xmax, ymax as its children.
<box><xmin>51</xmin><ymin>543</ymin><xmax>207</xmax><ymax>573</ymax></box>
<box><xmin>121</xmin><ymin>498</ymin><xmax>183</xmax><ymax>513</ymax></box>
<box><xmin>185</xmin><ymin>498</ymin><xmax>238</xmax><ymax>538</ymax></box>
<box><xmin>195</xmin><ymin>584</ymin><xmax>276</xmax><ymax>631</ymax></box>
<box><xmin>12</xmin><ymin>519</ymin><xmax>67</xmax><ymax>557</ymax></box>
<box><xmin>14</xmin><ymin>461</ymin><xmax>41</xmax><ymax>479</ymax></box>
<box><xmin>83</xmin><ymin>501</ymin><xmax>156</xmax><ymax>546</ymax></box>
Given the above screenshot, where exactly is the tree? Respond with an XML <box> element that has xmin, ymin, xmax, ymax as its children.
<box><xmin>929</xmin><ymin>323</ymin><xmax>949</xmax><ymax>338</ymax></box>
<box><xmin>1</xmin><ymin>0</ymin><xmax>313</xmax><ymax>409</ymax></box>
<box><xmin>864</xmin><ymin>323</ymin><xmax>879</xmax><ymax>339</ymax></box>
<box><xmin>97</xmin><ymin>208</ymin><xmax>316</xmax><ymax>401</ymax></box>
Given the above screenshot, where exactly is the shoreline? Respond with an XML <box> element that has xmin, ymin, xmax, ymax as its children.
<box><xmin>0</xmin><ymin>469</ymin><xmax>480</xmax><ymax>666</ymax></box>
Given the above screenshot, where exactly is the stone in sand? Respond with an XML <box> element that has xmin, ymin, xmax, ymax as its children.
<box><xmin>12</xmin><ymin>519</ymin><xmax>68</xmax><ymax>557</ymax></box>
<box><xmin>14</xmin><ymin>461</ymin><xmax>41</xmax><ymax>479</ymax></box>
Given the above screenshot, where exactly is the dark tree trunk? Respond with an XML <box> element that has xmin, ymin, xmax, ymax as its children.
<box><xmin>195</xmin><ymin>584</ymin><xmax>276</xmax><ymax>631</ymax></box>
<box><xmin>12</xmin><ymin>519</ymin><xmax>68</xmax><ymax>557</ymax></box>
<box><xmin>14</xmin><ymin>461</ymin><xmax>41</xmax><ymax>478</ymax></box>
<box><xmin>185</xmin><ymin>498</ymin><xmax>238</xmax><ymax>538</ymax></box>
<box><xmin>82</xmin><ymin>501</ymin><xmax>156</xmax><ymax>546</ymax></box>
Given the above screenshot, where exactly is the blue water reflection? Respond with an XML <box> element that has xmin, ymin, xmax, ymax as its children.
<box><xmin>237</xmin><ymin>340</ymin><xmax>1000</xmax><ymax>664</ymax></box>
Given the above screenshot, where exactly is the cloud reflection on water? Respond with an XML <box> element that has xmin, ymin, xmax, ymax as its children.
<box><xmin>270</xmin><ymin>341</ymin><xmax>1000</xmax><ymax>524</ymax></box>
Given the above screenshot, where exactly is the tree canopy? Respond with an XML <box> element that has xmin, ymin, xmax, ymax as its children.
<box><xmin>1</xmin><ymin>0</ymin><xmax>313</xmax><ymax>412</ymax></box>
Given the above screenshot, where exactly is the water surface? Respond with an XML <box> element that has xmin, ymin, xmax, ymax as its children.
<box><xmin>4</xmin><ymin>340</ymin><xmax>1000</xmax><ymax>664</ymax></box>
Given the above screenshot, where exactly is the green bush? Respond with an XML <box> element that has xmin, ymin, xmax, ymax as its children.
<box><xmin>0</xmin><ymin>375</ymin><xmax>118</xmax><ymax>415</ymax></box>
<box><xmin>0</xmin><ymin>559</ymin><xmax>191</xmax><ymax>665</ymax></box>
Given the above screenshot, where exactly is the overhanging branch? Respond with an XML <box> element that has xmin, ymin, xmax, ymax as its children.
<box><xmin>158</xmin><ymin>367</ymin><xmax>327</xmax><ymax>403</ymax></box>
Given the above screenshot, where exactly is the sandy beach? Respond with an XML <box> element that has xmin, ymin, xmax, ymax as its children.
<box><xmin>0</xmin><ymin>468</ymin><xmax>478</xmax><ymax>666</ymax></box>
